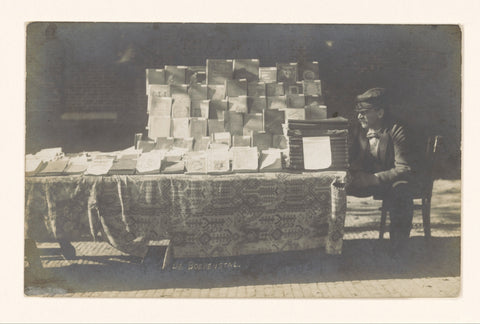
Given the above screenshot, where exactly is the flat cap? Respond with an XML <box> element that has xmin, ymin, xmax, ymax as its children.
<box><xmin>355</xmin><ymin>87</ymin><xmax>387</xmax><ymax>110</ymax></box>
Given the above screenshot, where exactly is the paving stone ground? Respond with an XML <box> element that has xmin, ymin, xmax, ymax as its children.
<box><xmin>24</xmin><ymin>180</ymin><xmax>461</xmax><ymax>298</ymax></box>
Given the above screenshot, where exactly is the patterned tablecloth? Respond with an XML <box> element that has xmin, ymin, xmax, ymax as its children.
<box><xmin>25</xmin><ymin>172</ymin><xmax>347</xmax><ymax>258</ymax></box>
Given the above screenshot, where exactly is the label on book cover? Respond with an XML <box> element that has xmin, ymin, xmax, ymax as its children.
<box><xmin>259</xmin><ymin>67</ymin><xmax>277</xmax><ymax>83</ymax></box>
<box><xmin>207</xmin><ymin>59</ymin><xmax>233</xmax><ymax>85</ymax></box>
<box><xmin>233</xmin><ymin>59</ymin><xmax>260</xmax><ymax>82</ymax></box>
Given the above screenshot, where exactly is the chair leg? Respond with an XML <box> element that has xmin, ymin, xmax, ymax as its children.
<box><xmin>379</xmin><ymin>202</ymin><xmax>388</xmax><ymax>240</ymax></box>
<box><xmin>422</xmin><ymin>197</ymin><xmax>432</xmax><ymax>239</ymax></box>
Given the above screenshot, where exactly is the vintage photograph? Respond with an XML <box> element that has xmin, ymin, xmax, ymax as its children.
<box><xmin>24</xmin><ymin>22</ymin><xmax>461</xmax><ymax>298</ymax></box>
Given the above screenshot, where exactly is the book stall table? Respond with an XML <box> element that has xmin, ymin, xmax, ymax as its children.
<box><xmin>25</xmin><ymin>171</ymin><xmax>347</xmax><ymax>267</ymax></box>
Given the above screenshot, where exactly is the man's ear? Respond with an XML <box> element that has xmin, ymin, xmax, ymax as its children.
<box><xmin>376</xmin><ymin>108</ymin><xmax>385</xmax><ymax>119</ymax></box>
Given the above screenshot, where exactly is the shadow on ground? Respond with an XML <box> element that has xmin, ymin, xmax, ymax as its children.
<box><xmin>25</xmin><ymin>236</ymin><xmax>460</xmax><ymax>294</ymax></box>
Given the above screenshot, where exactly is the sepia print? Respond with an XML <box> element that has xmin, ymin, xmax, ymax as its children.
<box><xmin>24</xmin><ymin>22</ymin><xmax>461</xmax><ymax>298</ymax></box>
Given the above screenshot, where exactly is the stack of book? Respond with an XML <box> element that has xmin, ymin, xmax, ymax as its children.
<box><xmin>143</xmin><ymin>59</ymin><xmax>336</xmax><ymax>172</ymax></box>
<box><xmin>283</xmin><ymin>117</ymin><xmax>349</xmax><ymax>171</ymax></box>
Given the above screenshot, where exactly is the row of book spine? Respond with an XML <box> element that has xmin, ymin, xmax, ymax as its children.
<box><xmin>146</xmin><ymin>60</ymin><xmax>320</xmax><ymax>88</ymax></box>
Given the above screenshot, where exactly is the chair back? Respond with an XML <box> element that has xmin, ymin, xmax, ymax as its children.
<box><xmin>419</xmin><ymin>135</ymin><xmax>442</xmax><ymax>198</ymax></box>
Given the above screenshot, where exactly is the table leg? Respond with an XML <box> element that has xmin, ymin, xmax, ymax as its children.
<box><xmin>58</xmin><ymin>240</ymin><xmax>77</xmax><ymax>260</ymax></box>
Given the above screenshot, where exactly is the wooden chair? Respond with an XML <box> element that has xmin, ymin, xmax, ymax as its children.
<box><xmin>379</xmin><ymin>135</ymin><xmax>442</xmax><ymax>240</ymax></box>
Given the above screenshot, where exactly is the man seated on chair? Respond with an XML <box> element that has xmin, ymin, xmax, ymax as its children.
<box><xmin>347</xmin><ymin>87</ymin><xmax>414</xmax><ymax>253</ymax></box>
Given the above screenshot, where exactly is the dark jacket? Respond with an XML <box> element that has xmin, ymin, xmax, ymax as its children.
<box><xmin>349</xmin><ymin>120</ymin><xmax>413</xmax><ymax>184</ymax></box>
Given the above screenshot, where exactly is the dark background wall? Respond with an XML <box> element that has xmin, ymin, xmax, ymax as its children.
<box><xmin>25</xmin><ymin>22</ymin><xmax>461</xmax><ymax>178</ymax></box>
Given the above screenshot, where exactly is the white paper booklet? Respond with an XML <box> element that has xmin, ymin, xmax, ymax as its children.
<box><xmin>259</xmin><ymin>148</ymin><xmax>282</xmax><ymax>171</ymax></box>
<box><xmin>232</xmin><ymin>147</ymin><xmax>259</xmax><ymax>172</ymax></box>
<box><xmin>302</xmin><ymin>136</ymin><xmax>332</xmax><ymax>170</ymax></box>
<box><xmin>85</xmin><ymin>158</ymin><xmax>114</xmax><ymax>176</ymax></box>
<box><xmin>185</xmin><ymin>151</ymin><xmax>207</xmax><ymax>174</ymax></box>
<box><xmin>136</xmin><ymin>151</ymin><xmax>164</xmax><ymax>174</ymax></box>
<box><xmin>207</xmin><ymin>148</ymin><xmax>230</xmax><ymax>174</ymax></box>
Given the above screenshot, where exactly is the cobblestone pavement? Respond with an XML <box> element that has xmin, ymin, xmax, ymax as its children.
<box><xmin>24</xmin><ymin>180</ymin><xmax>461</xmax><ymax>298</ymax></box>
